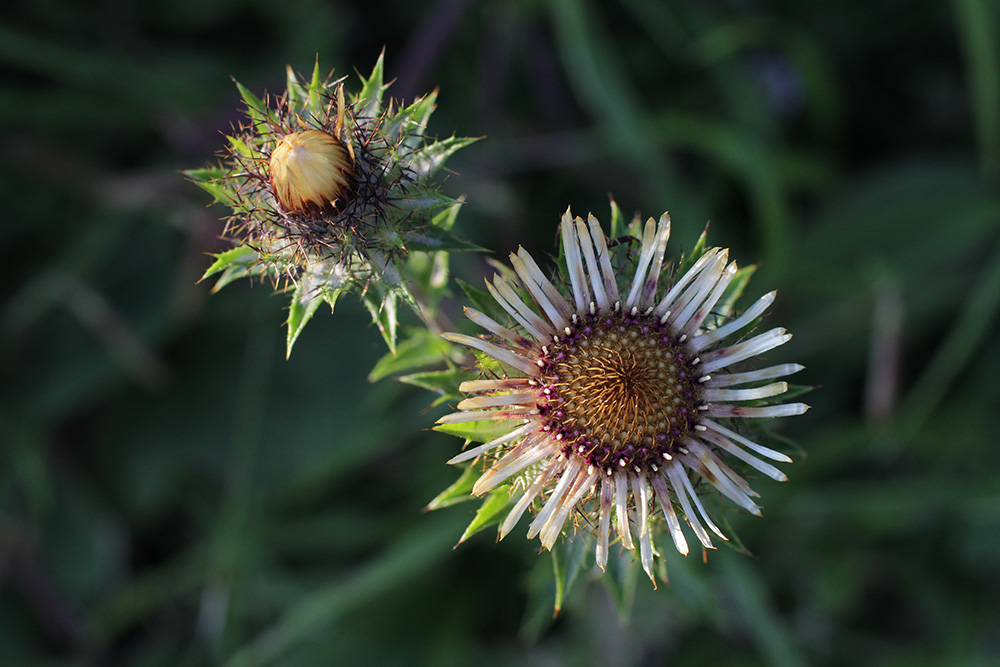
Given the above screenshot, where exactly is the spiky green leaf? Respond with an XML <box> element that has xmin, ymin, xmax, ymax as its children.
<box><xmin>362</xmin><ymin>289</ymin><xmax>400</xmax><ymax>355</ymax></box>
<box><xmin>552</xmin><ymin>538</ymin><xmax>589</xmax><ymax>616</ymax></box>
<box><xmin>608</xmin><ymin>197</ymin><xmax>626</xmax><ymax>239</ymax></box>
<box><xmin>233</xmin><ymin>79</ymin><xmax>278</xmax><ymax>126</ymax></box>
<box><xmin>392</xmin><ymin>189</ymin><xmax>460</xmax><ymax>216</ymax></box>
<box><xmin>717</xmin><ymin>264</ymin><xmax>758</xmax><ymax>319</ymax></box>
<box><xmin>409</xmin><ymin>136</ymin><xmax>480</xmax><ymax>179</ymax></box>
<box><xmin>678</xmin><ymin>226</ymin><xmax>711</xmax><ymax>275</ymax></box>
<box><xmin>284</xmin><ymin>65</ymin><xmax>307</xmax><ymax>109</ymax></box>
<box><xmin>455</xmin><ymin>278</ymin><xmax>508</xmax><ymax>325</ymax></box>
<box><xmin>306</xmin><ymin>59</ymin><xmax>325</xmax><ymax>119</ymax></box>
<box><xmin>368</xmin><ymin>329</ymin><xmax>456</xmax><ymax>382</ymax></box>
<box><xmin>425</xmin><ymin>465</ymin><xmax>479</xmax><ymax>511</ymax></box>
<box><xmin>185</xmin><ymin>166</ymin><xmax>226</xmax><ymax>182</ymax></box>
<box><xmin>431</xmin><ymin>197</ymin><xmax>462</xmax><ymax>231</ymax></box>
<box><xmin>286</xmin><ymin>284</ymin><xmax>328</xmax><ymax>358</ymax></box>
<box><xmin>402</xmin><ymin>225</ymin><xmax>486</xmax><ymax>253</ymax></box>
<box><xmin>403</xmin><ymin>90</ymin><xmax>439</xmax><ymax>143</ymax></box>
<box><xmin>457</xmin><ymin>486</ymin><xmax>512</xmax><ymax>544</ymax></box>
<box><xmin>226</xmin><ymin>134</ymin><xmax>259</xmax><ymax>160</ymax></box>
<box><xmin>201</xmin><ymin>246</ymin><xmax>258</xmax><ymax>282</ymax></box>
<box><xmin>356</xmin><ymin>50</ymin><xmax>386</xmax><ymax>117</ymax></box>
<box><xmin>189</xmin><ymin>179</ymin><xmax>239</xmax><ymax>207</ymax></box>
<box><xmin>212</xmin><ymin>264</ymin><xmax>263</xmax><ymax>292</ymax></box>
<box><xmin>433</xmin><ymin>419</ymin><xmax>518</xmax><ymax>444</ymax></box>
<box><xmin>395</xmin><ymin>369</ymin><xmax>464</xmax><ymax>401</ymax></box>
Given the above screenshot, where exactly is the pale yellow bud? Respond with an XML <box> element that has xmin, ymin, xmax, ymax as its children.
<box><xmin>269</xmin><ymin>130</ymin><xmax>353</xmax><ymax>214</ymax></box>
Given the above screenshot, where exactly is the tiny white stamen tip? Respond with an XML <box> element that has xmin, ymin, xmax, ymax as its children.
<box><xmin>662</xmin><ymin>453</ymin><xmax>673</xmax><ymax>461</ymax></box>
<box><xmin>631</xmin><ymin>306</ymin><xmax>638</xmax><ymax>316</ymax></box>
<box><xmin>695</xmin><ymin>424</ymin><xmax>707</xmax><ymax>431</ymax></box>
<box><xmin>644</xmin><ymin>307</ymin><xmax>653</xmax><ymax>315</ymax></box>
<box><xmin>678</xmin><ymin>447</ymin><xmax>689</xmax><ymax>455</ymax></box>
<box><xmin>552</xmin><ymin>335</ymin><xmax>560</xmax><ymax>344</ymax></box>
<box><xmin>557</xmin><ymin>454</ymin><xmax>565</xmax><ymax>461</ymax></box>
<box><xmin>692</xmin><ymin>357</ymin><xmax>700</xmax><ymax>365</ymax></box>
<box><xmin>564</xmin><ymin>327</ymin><xmax>572</xmax><ymax>336</ymax></box>
<box><xmin>588</xmin><ymin>465</ymin><xmax>595</xmax><ymax>475</ymax></box>
<box><xmin>528</xmin><ymin>380</ymin><xmax>537</xmax><ymax>386</ymax></box>
<box><xmin>541</xmin><ymin>345</ymin><xmax>549</xmax><ymax>354</ymax></box>
<box><xmin>555</xmin><ymin>433</ymin><xmax>563</xmax><ymax>440</ymax></box>
<box><xmin>536</xmin><ymin>360</ymin><xmax>545</xmax><ymax>367</ymax></box>
<box><xmin>589</xmin><ymin>302</ymin><xmax>596</xmax><ymax>315</ymax></box>
<box><xmin>698</xmin><ymin>405</ymin><xmax>709</xmax><ymax>410</ymax></box>
<box><xmin>651</xmin><ymin>464</ymin><xmax>658</xmax><ymax>471</ymax></box>
<box><xmin>615</xmin><ymin>301</ymin><xmax>621</xmax><ymax>311</ymax></box>
<box><xmin>678</xmin><ymin>334</ymin><xmax>688</xmax><ymax>343</ymax></box>
<box><xmin>606</xmin><ymin>469</ymin><xmax>613</xmax><ymax>476</ymax></box>
<box><xmin>698</xmin><ymin>375</ymin><xmax>711</xmax><ymax>383</ymax></box>
<box><xmin>619</xmin><ymin>459</ymin><xmax>627</xmax><ymax>467</ymax></box>
<box><xmin>543</xmin><ymin>388</ymin><xmax>551</xmax><ymax>395</ymax></box>
<box><xmin>660</xmin><ymin>312</ymin><xmax>671</xmax><ymax>324</ymax></box>
<box><xmin>572</xmin><ymin>313</ymin><xmax>578</xmax><ymax>323</ymax></box>
<box><xmin>634</xmin><ymin>465</ymin><xmax>641</xmax><ymax>473</ymax></box>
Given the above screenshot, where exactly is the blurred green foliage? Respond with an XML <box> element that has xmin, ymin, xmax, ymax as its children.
<box><xmin>1</xmin><ymin>0</ymin><xmax>999</xmax><ymax>665</ymax></box>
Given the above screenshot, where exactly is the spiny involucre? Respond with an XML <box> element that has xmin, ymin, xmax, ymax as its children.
<box><xmin>189</xmin><ymin>53</ymin><xmax>479</xmax><ymax>355</ymax></box>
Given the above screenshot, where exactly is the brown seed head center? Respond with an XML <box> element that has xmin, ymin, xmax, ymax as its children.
<box><xmin>537</xmin><ymin>312</ymin><xmax>702</xmax><ymax>471</ymax></box>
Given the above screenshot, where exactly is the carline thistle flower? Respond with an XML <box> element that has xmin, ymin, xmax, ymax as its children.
<box><xmin>437</xmin><ymin>208</ymin><xmax>808</xmax><ymax>583</ymax></box>
<box><xmin>188</xmin><ymin>54</ymin><xmax>476</xmax><ymax>355</ymax></box>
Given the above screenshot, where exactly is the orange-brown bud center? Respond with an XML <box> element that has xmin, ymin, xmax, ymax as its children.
<box><xmin>270</xmin><ymin>130</ymin><xmax>353</xmax><ymax>214</ymax></box>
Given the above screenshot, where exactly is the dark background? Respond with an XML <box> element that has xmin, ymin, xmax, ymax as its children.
<box><xmin>2</xmin><ymin>0</ymin><xmax>999</xmax><ymax>665</ymax></box>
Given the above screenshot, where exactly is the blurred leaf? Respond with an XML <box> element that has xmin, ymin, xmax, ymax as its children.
<box><xmin>548</xmin><ymin>0</ymin><xmax>679</xmax><ymax>206</ymax></box>
<box><xmin>687</xmin><ymin>15</ymin><xmax>842</xmax><ymax>137</ymax></box>
<box><xmin>899</xmin><ymin>236</ymin><xmax>1000</xmax><ymax>438</ymax></box>
<box><xmin>719</xmin><ymin>553</ymin><xmax>808</xmax><ymax>667</ymax></box>
<box><xmin>222</xmin><ymin>512</ymin><xmax>460</xmax><ymax>667</ymax></box>
<box><xmin>0</xmin><ymin>410</ymin><xmax>53</xmax><ymax>516</ymax></box>
<box><xmin>90</xmin><ymin>549</ymin><xmax>205</xmax><ymax>639</ymax></box>
<box><xmin>954</xmin><ymin>0</ymin><xmax>1000</xmax><ymax>180</ymax></box>
<box><xmin>648</xmin><ymin>112</ymin><xmax>791</xmax><ymax>275</ymax></box>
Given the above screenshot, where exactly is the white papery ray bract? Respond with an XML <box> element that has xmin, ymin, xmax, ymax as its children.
<box><xmin>438</xmin><ymin>208</ymin><xmax>808</xmax><ymax>583</ymax></box>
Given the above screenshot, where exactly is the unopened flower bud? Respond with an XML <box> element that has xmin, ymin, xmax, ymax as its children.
<box><xmin>270</xmin><ymin>130</ymin><xmax>353</xmax><ymax>214</ymax></box>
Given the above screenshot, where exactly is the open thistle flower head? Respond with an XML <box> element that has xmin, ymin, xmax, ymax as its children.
<box><xmin>436</xmin><ymin>207</ymin><xmax>809</xmax><ymax>584</ymax></box>
<box><xmin>188</xmin><ymin>54</ymin><xmax>477</xmax><ymax>355</ymax></box>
